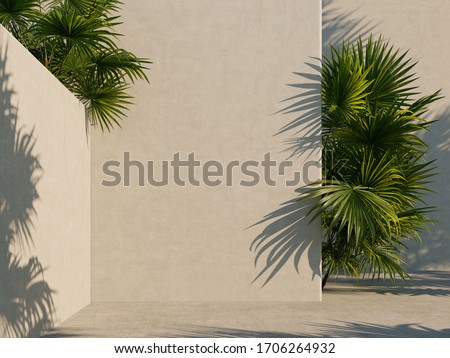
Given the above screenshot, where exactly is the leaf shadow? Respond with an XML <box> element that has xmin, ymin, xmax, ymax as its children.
<box><xmin>277</xmin><ymin>63</ymin><xmax>322</xmax><ymax>160</ymax></box>
<box><xmin>0</xmin><ymin>42</ymin><xmax>55</xmax><ymax>337</ymax></box>
<box><xmin>307</xmin><ymin>321</ymin><xmax>450</xmax><ymax>338</ymax></box>
<box><xmin>250</xmin><ymin>191</ymin><xmax>320</xmax><ymax>286</ymax></box>
<box><xmin>322</xmin><ymin>0</ymin><xmax>380</xmax><ymax>58</ymax></box>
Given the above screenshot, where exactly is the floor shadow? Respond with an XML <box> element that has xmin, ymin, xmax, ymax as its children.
<box><xmin>169</xmin><ymin>321</ymin><xmax>450</xmax><ymax>338</ymax></box>
<box><xmin>307</xmin><ymin>321</ymin><xmax>450</xmax><ymax>338</ymax></box>
<box><xmin>41</xmin><ymin>328</ymin><xmax>82</xmax><ymax>338</ymax></box>
<box><xmin>170</xmin><ymin>325</ymin><xmax>304</xmax><ymax>338</ymax></box>
<box><xmin>0</xmin><ymin>43</ymin><xmax>54</xmax><ymax>337</ymax></box>
<box><xmin>325</xmin><ymin>271</ymin><xmax>450</xmax><ymax>297</ymax></box>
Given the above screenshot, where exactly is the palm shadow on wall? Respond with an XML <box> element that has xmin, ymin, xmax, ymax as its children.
<box><xmin>250</xmin><ymin>196</ymin><xmax>321</xmax><ymax>286</ymax></box>
<box><xmin>0</xmin><ymin>45</ymin><xmax>54</xmax><ymax>337</ymax></box>
<box><xmin>250</xmin><ymin>0</ymin><xmax>378</xmax><ymax>286</ymax></box>
<box><xmin>402</xmin><ymin>107</ymin><xmax>450</xmax><ymax>269</ymax></box>
<box><xmin>322</xmin><ymin>0</ymin><xmax>379</xmax><ymax>58</ymax></box>
<box><xmin>249</xmin><ymin>58</ymin><xmax>322</xmax><ymax>285</ymax></box>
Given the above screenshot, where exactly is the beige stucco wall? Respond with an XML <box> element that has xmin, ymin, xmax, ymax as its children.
<box><xmin>91</xmin><ymin>0</ymin><xmax>323</xmax><ymax>302</ymax></box>
<box><xmin>323</xmin><ymin>0</ymin><xmax>450</xmax><ymax>270</ymax></box>
<box><xmin>0</xmin><ymin>27</ymin><xmax>90</xmax><ymax>337</ymax></box>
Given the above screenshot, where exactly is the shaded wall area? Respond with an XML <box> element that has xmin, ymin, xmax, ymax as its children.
<box><xmin>323</xmin><ymin>0</ymin><xmax>450</xmax><ymax>270</ymax></box>
<box><xmin>0</xmin><ymin>27</ymin><xmax>90</xmax><ymax>337</ymax></box>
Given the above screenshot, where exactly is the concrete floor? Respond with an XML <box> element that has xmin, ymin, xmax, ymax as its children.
<box><xmin>46</xmin><ymin>271</ymin><xmax>450</xmax><ymax>338</ymax></box>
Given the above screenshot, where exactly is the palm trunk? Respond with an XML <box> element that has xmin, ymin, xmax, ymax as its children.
<box><xmin>322</xmin><ymin>267</ymin><xmax>331</xmax><ymax>289</ymax></box>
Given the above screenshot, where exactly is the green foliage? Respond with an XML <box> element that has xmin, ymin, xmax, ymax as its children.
<box><xmin>309</xmin><ymin>35</ymin><xmax>442</xmax><ymax>287</ymax></box>
<box><xmin>0</xmin><ymin>0</ymin><xmax>40</xmax><ymax>38</ymax></box>
<box><xmin>0</xmin><ymin>0</ymin><xmax>150</xmax><ymax>130</ymax></box>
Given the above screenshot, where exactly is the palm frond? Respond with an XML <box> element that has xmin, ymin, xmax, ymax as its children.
<box><xmin>73</xmin><ymin>76</ymin><xmax>132</xmax><ymax>131</ymax></box>
<box><xmin>86</xmin><ymin>48</ymin><xmax>151</xmax><ymax>84</ymax></box>
<box><xmin>359</xmin><ymin>35</ymin><xmax>420</xmax><ymax>107</ymax></box>
<box><xmin>45</xmin><ymin>0</ymin><xmax>122</xmax><ymax>16</ymax></box>
<box><xmin>0</xmin><ymin>0</ymin><xmax>41</xmax><ymax>37</ymax></box>
<box><xmin>31</xmin><ymin>6</ymin><xmax>117</xmax><ymax>55</ymax></box>
<box><xmin>322</xmin><ymin>43</ymin><xmax>372</xmax><ymax>125</ymax></box>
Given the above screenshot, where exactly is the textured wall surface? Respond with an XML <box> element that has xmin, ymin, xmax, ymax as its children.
<box><xmin>323</xmin><ymin>0</ymin><xmax>450</xmax><ymax>270</ymax></box>
<box><xmin>2</xmin><ymin>0</ymin><xmax>448</xmax><ymax>336</ymax></box>
<box><xmin>0</xmin><ymin>27</ymin><xmax>90</xmax><ymax>337</ymax></box>
<box><xmin>91</xmin><ymin>0</ymin><xmax>323</xmax><ymax>302</ymax></box>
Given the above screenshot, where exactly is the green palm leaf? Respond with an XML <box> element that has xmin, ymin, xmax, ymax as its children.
<box><xmin>32</xmin><ymin>6</ymin><xmax>117</xmax><ymax>54</ymax></box>
<box><xmin>86</xmin><ymin>48</ymin><xmax>151</xmax><ymax>84</ymax></box>
<box><xmin>45</xmin><ymin>0</ymin><xmax>122</xmax><ymax>16</ymax></box>
<box><xmin>359</xmin><ymin>36</ymin><xmax>419</xmax><ymax>107</ymax></box>
<box><xmin>73</xmin><ymin>76</ymin><xmax>132</xmax><ymax>131</ymax></box>
<box><xmin>0</xmin><ymin>0</ymin><xmax>40</xmax><ymax>37</ymax></box>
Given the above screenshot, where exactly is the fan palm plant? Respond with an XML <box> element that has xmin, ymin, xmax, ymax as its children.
<box><xmin>0</xmin><ymin>0</ymin><xmax>39</xmax><ymax>38</ymax></box>
<box><xmin>0</xmin><ymin>0</ymin><xmax>149</xmax><ymax>130</ymax></box>
<box><xmin>308</xmin><ymin>35</ymin><xmax>442</xmax><ymax>288</ymax></box>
